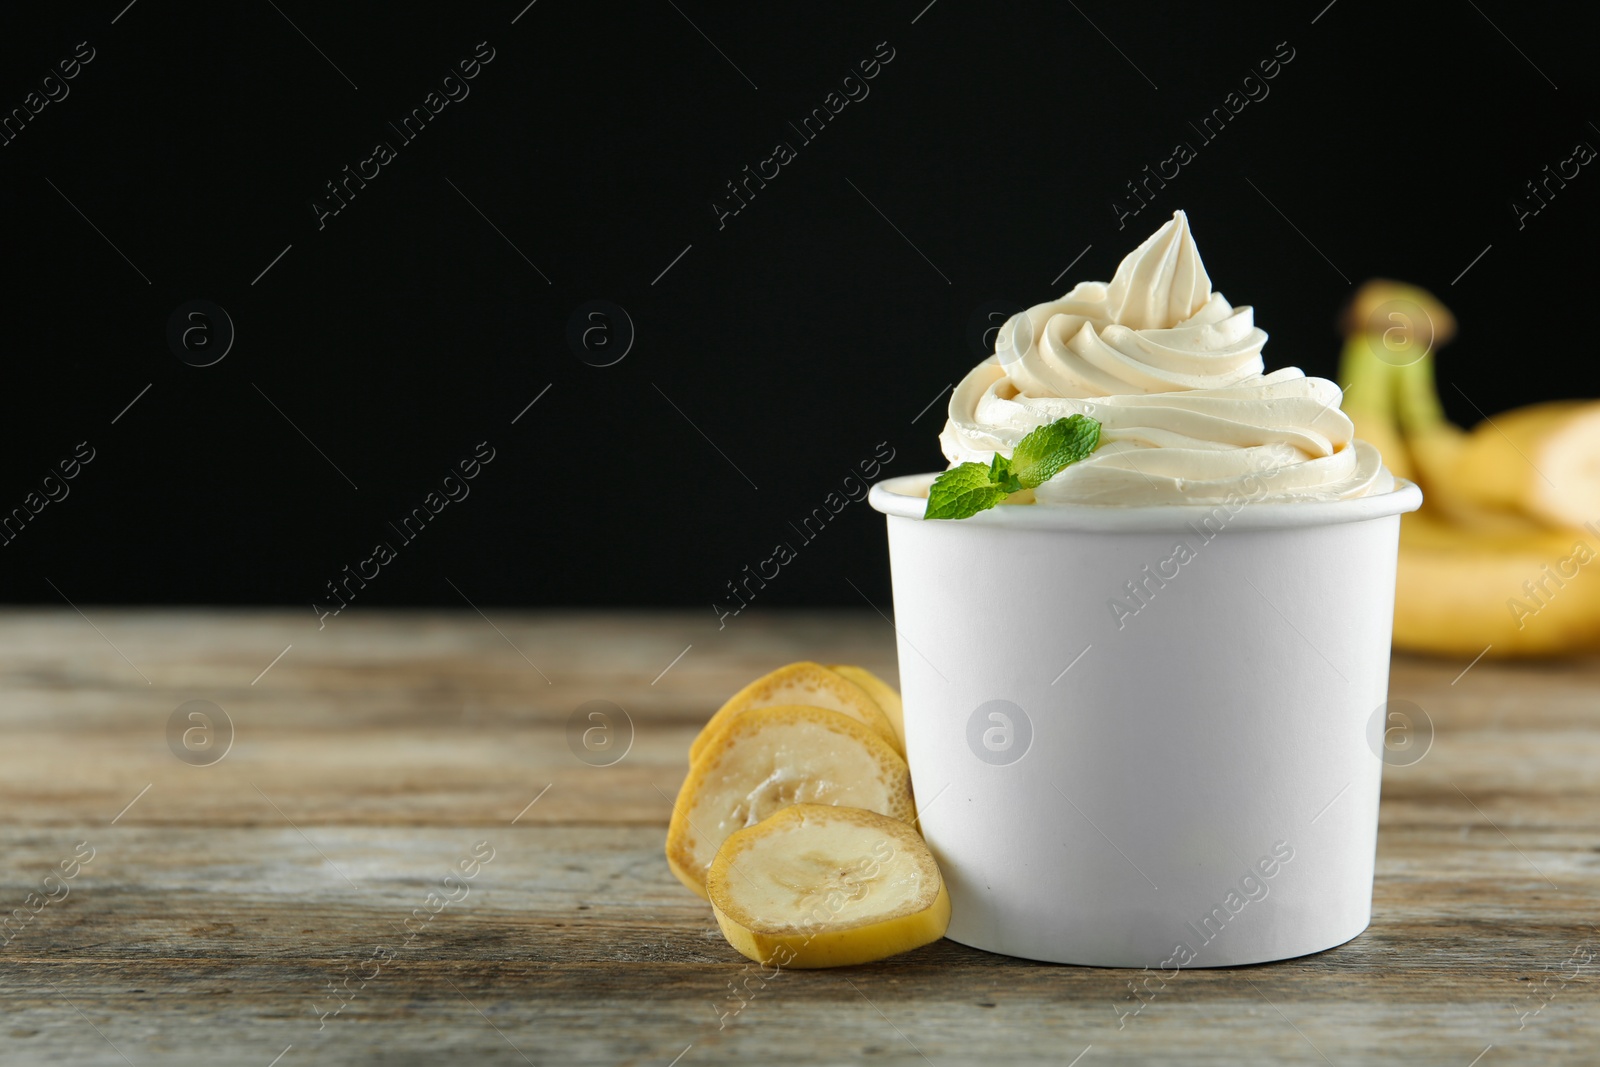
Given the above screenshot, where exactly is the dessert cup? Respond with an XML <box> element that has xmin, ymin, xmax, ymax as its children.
<box><xmin>869</xmin><ymin>473</ymin><xmax>1423</xmax><ymax>967</ymax></box>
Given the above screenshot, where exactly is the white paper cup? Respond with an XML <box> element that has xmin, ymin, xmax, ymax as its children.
<box><xmin>869</xmin><ymin>473</ymin><xmax>1423</xmax><ymax>968</ymax></box>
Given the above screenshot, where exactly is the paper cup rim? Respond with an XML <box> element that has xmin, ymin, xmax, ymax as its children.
<box><xmin>869</xmin><ymin>472</ymin><xmax>1422</xmax><ymax>532</ymax></box>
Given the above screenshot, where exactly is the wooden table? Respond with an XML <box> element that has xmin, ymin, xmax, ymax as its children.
<box><xmin>1</xmin><ymin>609</ymin><xmax>1596</xmax><ymax>1065</ymax></box>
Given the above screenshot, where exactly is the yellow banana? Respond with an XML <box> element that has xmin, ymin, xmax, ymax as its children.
<box><xmin>1395</xmin><ymin>512</ymin><xmax>1600</xmax><ymax>657</ymax></box>
<box><xmin>827</xmin><ymin>664</ymin><xmax>904</xmax><ymax>749</ymax></box>
<box><xmin>708</xmin><ymin>805</ymin><xmax>949</xmax><ymax>968</ymax></box>
<box><xmin>1421</xmin><ymin>401</ymin><xmax>1600</xmax><ymax>530</ymax></box>
<box><xmin>690</xmin><ymin>662</ymin><xmax>900</xmax><ymax>763</ymax></box>
<box><xmin>671</xmin><ymin>664</ymin><xmax>950</xmax><ymax>969</ymax></box>
<box><xmin>1338</xmin><ymin>280</ymin><xmax>1600</xmax><ymax>657</ymax></box>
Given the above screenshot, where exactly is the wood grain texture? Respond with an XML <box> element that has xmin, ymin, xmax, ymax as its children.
<box><xmin>1</xmin><ymin>608</ymin><xmax>1597</xmax><ymax>1066</ymax></box>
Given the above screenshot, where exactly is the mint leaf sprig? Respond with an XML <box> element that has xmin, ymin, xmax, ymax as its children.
<box><xmin>925</xmin><ymin>414</ymin><xmax>1101</xmax><ymax>520</ymax></box>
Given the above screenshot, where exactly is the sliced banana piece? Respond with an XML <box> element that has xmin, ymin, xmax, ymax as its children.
<box><xmin>689</xmin><ymin>661</ymin><xmax>900</xmax><ymax>762</ymax></box>
<box><xmin>709</xmin><ymin>804</ymin><xmax>950</xmax><ymax>968</ymax></box>
<box><xmin>828</xmin><ymin>664</ymin><xmax>904</xmax><ymax>750</ymax></box>
<box><xmin>667</xmin><ymin>706</ymin><xmax>914</xmax><ymax>898</ymax></box>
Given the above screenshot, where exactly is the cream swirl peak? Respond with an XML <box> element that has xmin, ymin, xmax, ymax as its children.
<box><xmin>994</xmin><ymin>209</ymin><xmax>1266</xmax><ymax>398</ymax></box>
<box><xmin>941</xmin><ymin>210</ymin><xmax>1392</xmax><ymax>505</ymax></box>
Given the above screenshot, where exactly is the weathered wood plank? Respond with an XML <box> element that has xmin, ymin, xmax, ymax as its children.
<box><xmin>1</xmin><ymin>821</ymin><xmax>1594</xmax><ymax>1063</ymax></box>
<box><xmin>0</xmin><ymin>610</ymin><xmax>1597</xmax><ymax>1065</ymax></box>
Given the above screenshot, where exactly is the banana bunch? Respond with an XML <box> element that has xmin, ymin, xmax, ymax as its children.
<box><xmin>1340</xmin><ymin>281</ymin><xmax>1600</xmax><ymax>657</ymax></box>
<box><xmin>666</xmin><ymin>662</ymin><xmax>950</xmax><ymax>967</ymax></box>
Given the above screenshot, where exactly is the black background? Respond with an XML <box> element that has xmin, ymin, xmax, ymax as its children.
<box><xmin>2</xmin><ymin>0</ymin><xmax>1596</xmax><ymax>612</ymax></box>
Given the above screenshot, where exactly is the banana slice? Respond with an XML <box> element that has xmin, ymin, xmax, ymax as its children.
<box><xmin>689</xmin><ymin>662</ymin><xmax>900</xmax><ymax>763</ymax></box>
<box><xmin>667</xmin><ymin>706</ymin><xmax>914</xmax><ymax>898</ymax></box>
<box><xmin>828</xmin><ymin>664</ymin><xmax>904</xmax><ymax>750</ymax></box>
<box><xmin>708</xmin><ymin>804</ymin><xmax>950</xmax><ymax>968</ymax></box>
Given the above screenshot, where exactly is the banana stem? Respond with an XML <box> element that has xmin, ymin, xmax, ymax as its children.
<box><xmin>1336</xmin><ymin>333</ymin><xmax>1418</xmax><ymax>481</ymax></box>
<box><xmin>1392</xmin><ymin>347</ymin><xmax>1450</xmax><ymax>436</ymax></box>
<box><xmin>1336</xmin><ymin>335</ymin><xmax>1399</xmax><ymax>419</ymax></box>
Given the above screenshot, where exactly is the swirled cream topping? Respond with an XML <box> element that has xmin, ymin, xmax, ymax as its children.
<box><xmin>940</xmin><ymin>210</ymin><xmax>1391</xmax><ymax>505</ymax></box>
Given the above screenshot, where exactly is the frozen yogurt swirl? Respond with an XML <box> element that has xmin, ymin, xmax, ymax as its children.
<box><xmin>940</xmin><ymin>210</ymin><xmax>1391</xmax><ymax>505</ymax></box>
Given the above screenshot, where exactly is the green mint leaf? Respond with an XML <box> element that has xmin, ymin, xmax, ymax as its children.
<box><xmin>1010</xmin><ymin>414</ymin><xmax>1102</xmax><ymax>489</ymax></box>
<box><xmin>924</xmin><ymin>416</ymin><xmax>1102</xmax><ymax>520</ymax></box>
<box><xmin>925</xmin><ymin>462</ymin><xmax>1011</xmax><ymax>520</ymax></box>
<box><xmin>988</xmin><ymin>453</ymin><xmax>1024</xmax><ymax>494</ymax></box>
